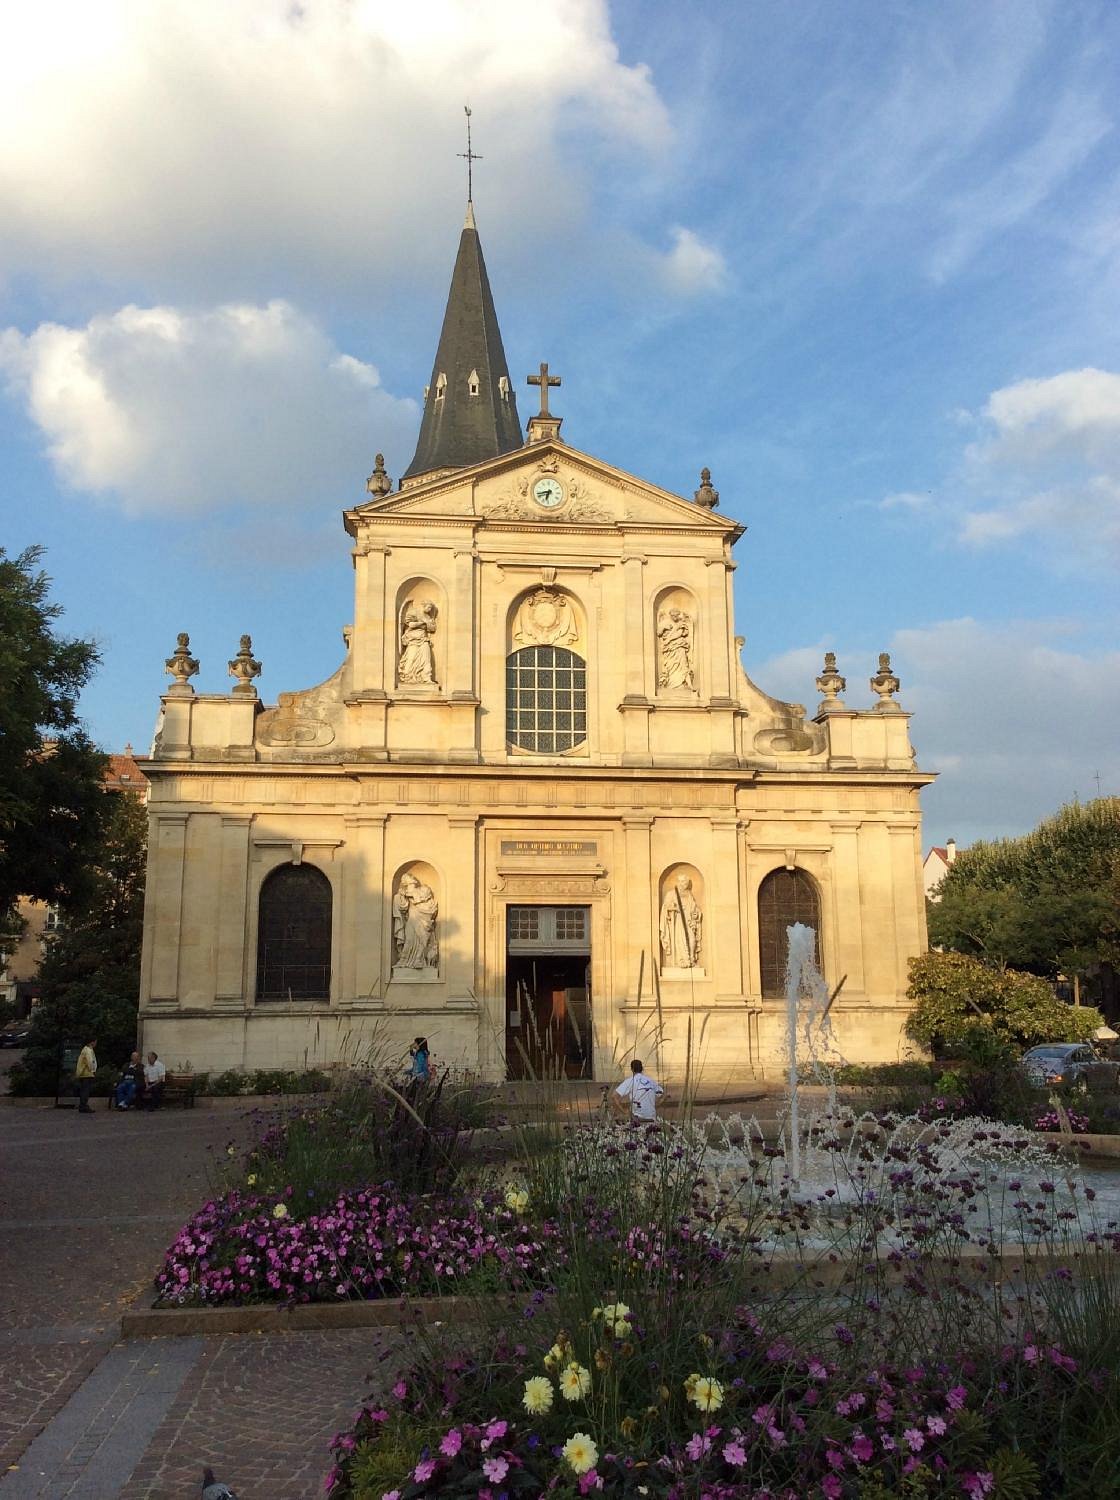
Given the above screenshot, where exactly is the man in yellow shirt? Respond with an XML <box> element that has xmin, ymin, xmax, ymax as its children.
<box><xmin>75</xmin><ymin>1037</ymin><xmax>97</xmax><ymax>1114</ymax></box>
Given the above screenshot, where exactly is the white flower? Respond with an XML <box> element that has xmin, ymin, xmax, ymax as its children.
<box><xmin>559</xmin><ymin>1362</ymin><xmax>592</xmax><ymax>1401</ymax></box>
<box><xmin>504</xmin><ymin>1186</ymin><xmax>529</xmax><ymax>1213</ymax></box>
<box><xmin>562</xmin><ymin>1431</ymin><xmax>599</xmax><ymax>1474</ymax></box>
<box><xmin>272</xmin><ymin>1202</ymin><xmax>289</xmax><ymax>1220</ymax></box>
<box><xmin>687</xmin><ymin>1375</ymin><xmax>724</xmax><ymax>1412</ymax></box>
<box><xmin>522</xmin><ymin>1376</ymin><xmax>554</xmax><ymax>1414</ymax></box>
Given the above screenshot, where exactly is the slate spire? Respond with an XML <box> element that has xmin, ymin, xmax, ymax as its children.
<box><xmin>402</xmin><ymin>205</ymin><xmax>524</xmax><ymax>481</ymax></box>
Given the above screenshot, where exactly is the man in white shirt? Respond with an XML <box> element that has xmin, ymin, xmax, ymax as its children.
<box><xmin>142</xmin><ymin>1051</ymin><xmax>167</xmax><ymax>1110</ymax></box>
<box><xmin>614</xmin><ymin>1058</ymin><xmax>665</xmax><ymax>1121</ymax></box>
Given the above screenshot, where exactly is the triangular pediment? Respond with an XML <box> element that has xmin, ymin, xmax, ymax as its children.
<box><xmin>345</xmin><ymin>442</ymin><xmax>740</xmax><ymax>537</ymax></box>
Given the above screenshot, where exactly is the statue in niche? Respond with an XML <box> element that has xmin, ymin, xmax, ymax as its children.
<box><xmin>392</xmin><ymin>873</ymin><xmax>439</xmax><ymax>971</ymax></box>
<box><xmin>660</xmin><ymin>873</ymin><xmax>703</xmax><ymax>970</ymax></box>
<box><xmin>398</xmin><ymin>599</ymin><xmax>438</xmax><ymax>685</ymax></box>
<box><xmin>657</xmin><ymin>607</ymin><xmax>695</xmax><ymax>690</ymax></box>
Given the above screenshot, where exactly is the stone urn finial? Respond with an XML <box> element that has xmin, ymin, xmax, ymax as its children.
<box><xmin>165</xmin><ymin>632</ymin><xmax>199</xmax><ymax>695</ymax></box>
<box><xmin>870</xmin><ymin>651</ymin><xmax>901</xmax><ymax>710</ymax></box>
<box><xmin>694</xmin><ymin>467</ymin><xmax>720</xmax><ymax>509</ymax></box>
<box><xmin>366</xmin><ymin>453</ymin><xmax>392</xmax><ymax>498</ymax></box>
<box><xmin>815</xmin><ymin>651</ymin><xmax>846</xmax><ymax>712</ymax></box>
<box><xmin>228</xmin><ymin>634</ymin><xmax>262</xmax><ymax>696</ymax></box>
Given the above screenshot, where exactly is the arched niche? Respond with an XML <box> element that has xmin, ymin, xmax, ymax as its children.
<box><xmin>757</xmin><ymin>866</ymin><xmax>821</xmax><ymax>998</ymax></box>
<box><xmin>653</xmin><ymin>585</ymin><xmax>700</xmax><ymax>695</ymax></box>
<box><xmin>658</xmin><ymin>862</ymin><xmax>705</xmax><ymax>975</ymax></box>
<box><xmin>256</xmin><ymin>863</ymin><xmax>333</xmax><ymax>1001</ymax></box>
<box><xmin>505</xmin><ymin>585</ymin><xmax>588</xmax><ymax>755</ymax></box>
<box><xmin>391</xmin><ymin>859</ymin><xmax>441</xmax><ymax>978</ymax></box>
<box><xmin>394</xmin><ymin>577</ymin><xmax>447</xmax><ymax>691</ymax></box>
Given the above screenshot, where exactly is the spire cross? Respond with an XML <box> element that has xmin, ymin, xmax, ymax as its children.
<box><xmin>527</xmin><ymin>362</ymin><xmax>561</xmax><ymax>418</ymax></box>
<box><xmin>458</xmin><ymin>105</ymin><xmax>482</xmax><ymax>202</ymax></box>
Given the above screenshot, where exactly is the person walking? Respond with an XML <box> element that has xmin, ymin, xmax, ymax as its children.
<box><xmin>75</xmin><ymin>1037</ymin><xmax>98</xmax><ymax>1114</ymax></box>
<box><xmin>614</xmin><ymin>1058</ymin><xmax>664</xmax><ymax>1122</ymax></box>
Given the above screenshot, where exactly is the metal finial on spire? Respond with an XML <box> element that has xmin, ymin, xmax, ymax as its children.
<box><xmin>458</xmin><ymin>105</ymin><xmax>483</xmax><ymax>204</ymax></box>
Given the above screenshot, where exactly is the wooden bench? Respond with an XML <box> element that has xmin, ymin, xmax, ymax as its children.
<box><xmin>159</xmin><ymin>1073</ymin><xmax>197</xmax><ymax>1109</ymax></box>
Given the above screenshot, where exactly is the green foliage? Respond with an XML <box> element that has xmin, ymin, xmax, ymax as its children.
<box><xmin>0</xmin><ymin>546</ymin><xmax>107</xmax><ymax>921</ymax></box>
<box><xmin>905</xmin><ymin>951</ymin><xmax>1102</xmax><ymax>1053</ymax></box>
<box><xmin>929</xmin><ymin>798</ymin><xmax>1120</xmax><ymax>976</ymax></box>
<box><xmin>991</xmin><ymin>1449</ymin><xmax>1041</xmax><ymax>1500</ymax></box>
<box><xmin>9</xmin><ymin>794</ymin><xmax>147</xmax><ymax>1094</ymax></box>
<box><xmin>204</xmin><ymin>1067</ymin><xmax>331</xmax><ymax>1096</ymax></box>
<box><xmin>834</xmin><ymin>1060</ymin><xmax>937</xmax><ymax>1087</ymax></box>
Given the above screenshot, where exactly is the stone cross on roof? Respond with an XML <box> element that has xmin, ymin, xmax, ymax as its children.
<box><xmin>527</xmin><ymin>362</ymin><xmax>561</xmax><ymax>418</ymax></box>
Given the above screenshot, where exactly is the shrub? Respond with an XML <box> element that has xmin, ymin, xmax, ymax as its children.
<box><xmin>905</xmin><ymin>951</ymin><xmax>1103</xmax><ymax>1054</ymax></box>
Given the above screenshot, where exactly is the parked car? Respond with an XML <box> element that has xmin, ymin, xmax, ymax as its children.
<box><xmin>1021</xmin><ymin>1043</ymin><xmax>1120</xmax><ymax>1093</ymax></box>
<box><xmin>0</xmin><ymin>1020</ymin><xmax>31</xmax><ymax>1048</ymax></box>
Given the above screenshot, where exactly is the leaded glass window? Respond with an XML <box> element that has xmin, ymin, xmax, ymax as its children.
<box><xmin>506</xmin><ymin>646</ymin><xmax>587</xmax><ymax>753</ymax></box>
<box><xmin>256</xmin><ymin>864</ymin><xmax>332</xmax><ymax>1001</ymax></box>
<box><xmin>758</xmin><ymin>869</ymin><xmax>820</xmax><ymax>999</ymax></box>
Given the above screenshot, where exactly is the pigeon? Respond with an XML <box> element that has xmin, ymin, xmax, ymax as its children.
<box><xmin>202</xmin><ymin>1468</ymin><xmax>238</xmax><ymax>1500</ymax></box>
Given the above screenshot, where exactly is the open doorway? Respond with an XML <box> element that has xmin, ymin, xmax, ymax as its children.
<box><xmin>505</xmin><ymin>906</ymin><xmax>592</xmax><ymax>1079</ymax></box>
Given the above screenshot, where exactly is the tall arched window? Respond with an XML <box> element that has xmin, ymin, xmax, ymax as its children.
<box><xmin>758</xmin><ymin>868</ymin><xmax>821</xmax><ymax>998</ymax></box>
<box><xmin>256</xmin><ymin>864</ymin><xmax>333</xmax><ymax>1001</ymax></box>
<box><xmin>506</xmin><ymin>646</ymin><xmax>587</xmax><ymax>753</ymax></box>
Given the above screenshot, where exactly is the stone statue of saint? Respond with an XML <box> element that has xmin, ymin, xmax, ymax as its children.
<box><xmin>392</xmin><ymin>873</ymin><xmax>439</xmax><ymax>970</ymax></box>
<box><xmin>398</xmin><ymin>599</ymin><xmax>438</xmax><ymax>685</ymax></box>
<box><xmin>660</xmin><ymin>873</ymin><xmax>702</xmax><ymax>969</ymax></box>
<box><xmin>657</xmin><ymin>607</ymin><xmax>695</xmax><ymax>690</ymax></box>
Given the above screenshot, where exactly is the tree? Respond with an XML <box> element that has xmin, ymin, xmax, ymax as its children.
<box><xmin>0</xmin><ymin>546</ymin><xmax>108</xmax><ymax>918</ymax></box>
<box><xmin>928</xmin><ymin>798</ymin><xmax>1120</xmax><ymax>978</ymax></box>
<box><xmin>905</xmin><ymin>951</ymin><xmax>1103</xmax><ymax>1055</ymax></box>
<box><xmin>10</xmin><ymin>793</ymin><xmax>147</xmax><ymax>1095</ymax></box>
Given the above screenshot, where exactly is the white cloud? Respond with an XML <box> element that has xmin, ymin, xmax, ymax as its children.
<box><xmin>878</xmin><ymin>491</ymin><xmax>932</xmax><ymax>512</ymax></box>
<box><xmin>0</xmin><ymin>300</ymin><xmax>417</xmax><ymax>516</ymax></box>
<box><xmin>0</xmin><ymin>0</ymin><xmax>670</xmax><ymax>296</ymax></box>
<box><xmin>755</xmin><ymin>617</ymin><xmax>1120</xmax><ymax>846</ymax></box>
<box><xmin>657</xmin><ymin>227</ymin><xmax>728</xmax><ymax>296</ymax></box>
<box><xmin>958</xmin><ymin>367</ymin><xmax>1120</xmax><ymax>563</ymax></box>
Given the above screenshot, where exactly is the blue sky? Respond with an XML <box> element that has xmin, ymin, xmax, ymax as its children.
<box><xmin>1</xmin><ymin>0</ymin><xmax>1118</xmax><ymax>849</ymax></box>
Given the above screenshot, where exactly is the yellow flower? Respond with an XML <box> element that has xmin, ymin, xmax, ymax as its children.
<box><xmin>658</xmin><ymin>1386</ymin><xmax>670</xmax><ymax>1404</ymax></box>
<box><xmin>559</xmin><ymin>1362</ymin><xmax>592</xmax><ymax>1401</ymax></box>
<box><xmin>504</xmin><ymin>1186</ymin><xmax>529</xmax><ymax>1213</ymax></box>
<box><xmin>688</xmin><ymin>1376</ymin><xmax>724</xmax><ymax>1412</ymax></box>
<box><xmin>272</xmin><ymin>1203</ymin><xmax>289</xmax><ymax>1220</ymax></box>
<box><xmin>247</xmin><ymin>1174</ymin><xmax>258</xmax><ymax>1187</ymax></box>
<box><xmin>522</xmin><ymin>1376</ymin><xmax>554</xmax><ymax>1415</ymax></box>
<box><xmin>562</xmin><ymin>1432</ymin><xmax>599</xmax><ymax>1475</ymax></box>
<box><xmin>620</xmin><ymin>1416</ymin><xmax>638</xmax><ymax>1439</ymax></box>
<box><xmin>544</xmin><ymin>1342</ymin><xmax>565</xmax><ymax>1371</ymax></box>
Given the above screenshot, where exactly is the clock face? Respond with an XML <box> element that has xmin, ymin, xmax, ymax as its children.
<box><xmin>532</xmin><ymin>476</ymin><xmax>566</xmax><ymax>509</ymax></box>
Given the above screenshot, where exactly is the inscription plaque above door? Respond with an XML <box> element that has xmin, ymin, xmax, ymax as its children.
<box><xmin>500</xmin><ymin>839</ymin><xmax>598</xmax><ymax>857</ymax></box>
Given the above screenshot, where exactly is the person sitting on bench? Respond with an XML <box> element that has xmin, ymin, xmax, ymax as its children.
<box><xmin>142</xmin><ymin>1051</ymin><xmax>167</xmax><ymax>1110</ymax></box>
<box><xmin>113</xmin><ymin>1051</ymin><xmax>144</xmax><ymax>1110</ymax></box>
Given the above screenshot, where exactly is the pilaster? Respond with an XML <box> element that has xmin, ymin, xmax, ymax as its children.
<box><xmin>342</xmin><ymin>813</ymin><xmax>387</xmax><ymax>1004</ymax></box>
<box><xmin>216</xmin><ymin>815</ymin><xmax>252</xmax><ymax>1006</ymax></box>
<box><xmin>148</xmin><ymin>814</ymin><xmax>188</xmax><ymax>1001</ymax></box>
<box><xmin>711</xmin><ymin>817</ymin><xmax>743</xmax><ymax>993</ymax></box>
<box><xmin>828</xmin><ymin>821</ymin><xmax>867</xmax><ymax>993</ymax></box>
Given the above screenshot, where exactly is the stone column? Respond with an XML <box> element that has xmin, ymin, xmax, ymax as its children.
<box><xmin>216</xmin><ymin>815</ymin><xmax>252</xmax><ymax>1006</ymax></box>
<box><xmin>888</xmin><ymin>822</ymin><xmax>924</xmax><ymax>986</ymax></box>
<box><xmin>351</xmin><ymin>542</ymin><xmax>389</xmax><ymax>695</ymax></box>
<box><xmin>620</xmin><ymin>555</ymin><xmax>652</xmax><ymax>764</ymax></box>
<box><xmin>857</xmin><ymin>822</ymin><xmax>895</xmax><ymax>1000</ymax></box>
<box><xmin>621</xmin><ymin>815</ymin><xmax>655</xmax><ymax>1010</ymax></box>
<box><xmin>705</xmin><ymin>559</ymin><xmax>733</xmax><ymax>700</ymax></box>
<box><xmin>147</xmin><ymin>813</ymin><xmax>188</xmax><ymax>1001</ymax></box>
<box><xmin>828</xmin><ymin>821</ymin><xmax>866</xmax><ymax>995</ymax></box>
<box><xmin>711</xmin><ymin>817</ymin><xmax>743</xmax><ymax>994</ymax></box>
<box><xmin>341</xmin><ymin>813</ymin><xmax>387</xmax><ymax>1004</ymax></box>
<box><xmin>449</xmin><ymin>549</ymin><xmax>476</xmax><ymax>698</ymax></box>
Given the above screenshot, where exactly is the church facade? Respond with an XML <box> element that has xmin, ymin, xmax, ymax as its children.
<box><xmin>138</xmin><ymin>205</ymin><xmax>933</xmax><ymax>1084</ymax></box>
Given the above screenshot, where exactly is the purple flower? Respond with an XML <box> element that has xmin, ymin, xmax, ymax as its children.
<box><xmin>482</xmin><ymin>1456</ymin><xmax>509</xmax><ymax>1482</ymax></box>
<box><xmin>440</xmin><ymin>1429</ymin><xmax>463</xmax><ymax>1458</ymax></box>
<box><xmin>413</xmin><ymin>1458</ymin><xmax>437</xmax><ymax>1482</ymax></box>
<box><xmin>903</xmin><ymin>1428</ymin><xmax>925</xmax><ymax>1452</ymax></box>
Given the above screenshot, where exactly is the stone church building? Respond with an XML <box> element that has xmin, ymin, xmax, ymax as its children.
<box><xmin>138</xmin><ymin>202</ymin><xmax>933</xmax><ymax>1084</ymax></box>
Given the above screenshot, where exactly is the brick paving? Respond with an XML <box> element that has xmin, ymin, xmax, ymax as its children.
<box><xmin>119</xmin><ymin>1329</ymin><xmax>398</xmax><ymax>1500</ymax></box>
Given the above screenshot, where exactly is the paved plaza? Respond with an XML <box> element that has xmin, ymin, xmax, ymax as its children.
<box><xmin>0</xmin><ymin>1084</ymin><xmax>397</xmax><ymax>1498</ymax></box>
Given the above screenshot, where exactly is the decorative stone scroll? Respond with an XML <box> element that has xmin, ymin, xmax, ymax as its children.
<box><xmin>657</xmin><ymin>607</ymin><xmax>696</xmax><ymax>690</ymax></box>
<box><xmin>398</xmin><ymin>599</ymin><xmax>438</xmax><ymax>685</ymax></box>
<box><xmin>392</xmin><ymin>869</ymin><xmax>439</xmax><ymax>975</ymax></box>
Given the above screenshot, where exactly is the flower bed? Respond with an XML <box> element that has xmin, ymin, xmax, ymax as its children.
<box><xmin>324</xmin><ymin>1302</ymin><xmax>1106</xmax><ymax>1498</ymax></box>
<box><xmin>155</xmin><ymin>1187</ymin><xmax>562</xmax><ymax>1306</ymax></box>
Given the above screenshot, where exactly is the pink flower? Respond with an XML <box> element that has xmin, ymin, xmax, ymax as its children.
<box><xmin>903</xmin><ymin>1427</ymin><xmax>925</xmax><ymax>1452</ymax></box>
<box><xmin>480</xmin><ymin>1419</ymin><xmax>508</xmax><ymax>1451</ymax></box>
<box><xmin>686</xmin><ymin>1432</ymin><xmax>712</xmax><ymax>1460</ymax></box>
<box><xmin>439</xmin><ymin>1429</ymin><xmax>463</xmax><ymax>1458</ymax></box>
<box><xmin>962</xmin><ymin>1474</ymin><xmax>995</xmax><ymax>1497</ymax></box>
<box><xmin>946</xmin><ymin>1386</ymin><xmax>968</xmax><ymax>1411</ymax></box>
<box><xmin>821</xmin><ymin>1477</ymin><xmax>842</xmax><ymax>1499</ymax></box>
<box><xmin>413</xmin><ymin>1459</ymin><xmax>437</xmax><ymax>1482</ymax></box>
<box><xmin>926</xmin><ymin>1415</ymin><xmax>947</xmax><ymax>1436</ymax></box>
<box><xmin>483</xmin><ymin>1457</ymin><xmax>509</xmax><ymax>1483</ymax></box>
<box><xmin>850</xmin><ymin>1434</ymin><xmax>873</xmax><ymax>1463</ymax></box>
<box><xmin>392</xmin><ymin>1380</ymin><xmax>408</xmax><ymax>1400</ymax></box>
<box><xmin>723</xmin><ymin>1441</ymin><xmax>747</xmax><ymax>1467</ymax></box>
<box><xmin>1023</xmin><ymin>1345</ymin><xmax>1039</xmax><ymax>1364</ymax></box>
